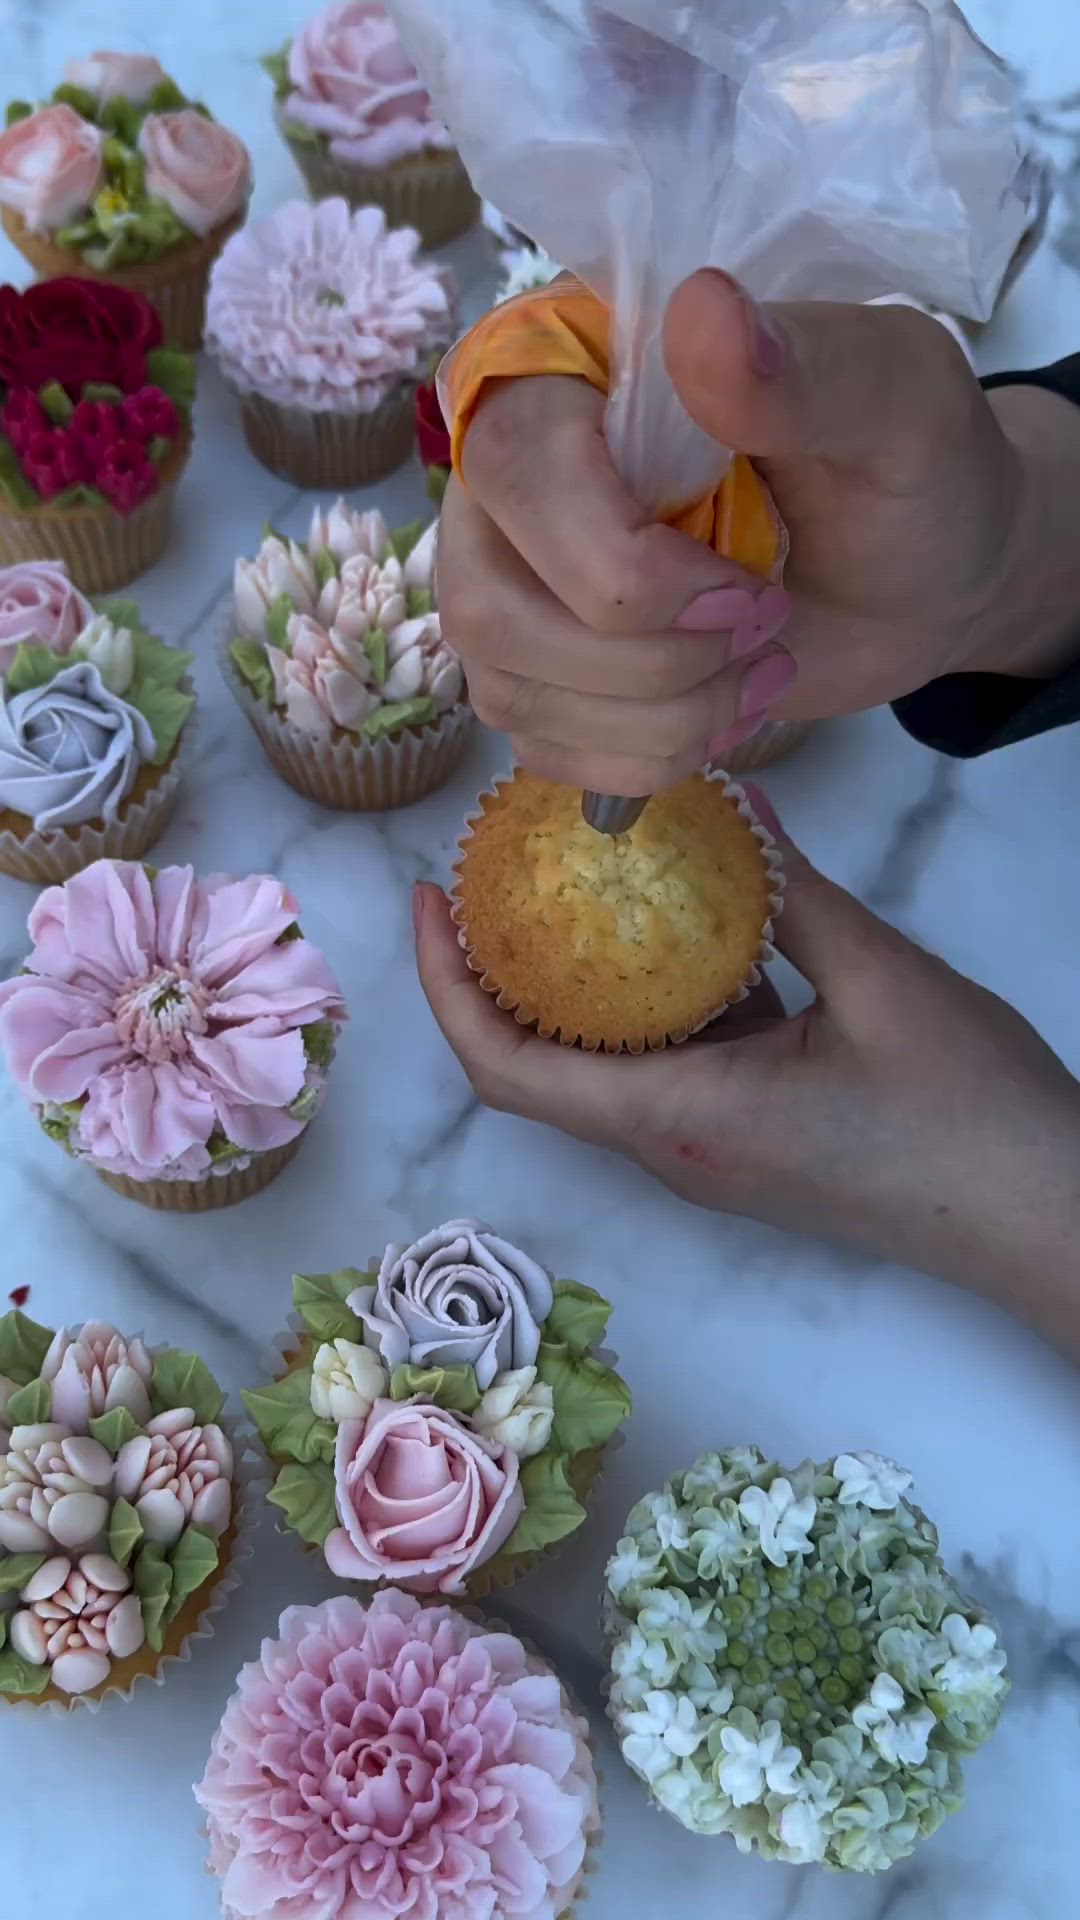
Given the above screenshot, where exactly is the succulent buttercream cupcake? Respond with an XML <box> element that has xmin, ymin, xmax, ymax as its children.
<box><xmin>263</xmin><ymin>2</ymin><xmax>477</xmax><ymax>248</ymax></box>
<box><xmin>0</xmin><ymin>1307</ymin><xmax>250</xmax><ymax>1707</ymax></box>
<box><xmin>0</xmin><ymin>54</ymin><xmax>251</xmax><ymax>349</ymax></box>
<box><xmin>0</xmin><ymin>559</ymin><xmax>195</xmax><ymax>882</ymax></box>
<box><xmin>0</xmin><ymin>858</ymin><xmax>347</xmax><ymax>1210</ymax></box>
<box><xmin>243</xmin><ymin>1219</ymin><xmax>630</xmax><ymax>1596</ymax></box>
<box><xmin>206</xmin><ymin>197</ymin><xmax>451</xmax><ymax>488</ymax></box>
<box><xmin>0</xmin><ymin>279</ymin><xmax>194</xmax><ymax>591</ymax></box>
<box><xmin>196</xmin><ymin>1589</ymin><xmax>600</xmax><ymax>1919</ymax></box>
<box><xmin>223</xmin><ymin>501</ymin><xmax>472</xmax><ymax>809</ymax></box>
<box><xmin>604</xmin><ymin>1446</ymin><xmax>1009</xmax><ymax>1872</ymax></box>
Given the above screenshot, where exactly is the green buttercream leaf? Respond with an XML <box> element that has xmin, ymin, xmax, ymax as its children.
<box><xmin>406</xmin><ymin>586</ymin><xmax>434</xmax><ymax>618</ymax></box>
<box><xmin>261</xmin><ymin>46</ymin><xmax>292</xmax><ymax>98</ymax></box>
<box><xmin>504</xmin><ymin>1452</ymin><xmax>586</xmax><ymax>1556</ymax></box>
<box><xmin>230</xmin><ymin>636</ymin><xmax>274</xmax><ymax>705</ymax></box>
<box><xmin>543</xmin><ymin>1279</ymin><xmax>612</xmax><ymax>1356</ymax></box>
<box><xmin>292</xmin><ymin>1271</ymin><xmax>364</xmax><ymax>1344</ymax></box>
<box><xmin>164</xmin><ymin>1524</ymin><xmax>219</xmax><ymax>1624</ymax></box>
<box><xmin>5</xmin><ymin>1377</ymin><xmax>50</xmax><ymax>1425</ymax></box>
<box><xmin>148</xmin><ymin>78</ymin><xmax>188</xmax><ymax>113</ymax></box>
<box><xmin>389</xmin><ymin>1363</ymin><xmax>481</xmax><ymax>1415</ymax></box>
<box><xmin>145</xmin><ymin>346</ymin><xmax>196</xmax><ymax>413</ymax></box>
<box><xmin>46</xmin><ymin>484</ymin><xmax>110</xmax><ymax>511</ymax></box>
<box><xmin>361</xmin><ymin>696</ymin><xmax>436</xmax><ymax>742</ymax></box>
<box><xmin>535</xmin><ymin>1340</ymin><xmax>631</xmax><ymax>1452</ymax></box>
<box><xmin>5</xmin><ymin>101</ymin><xmax>33</xmax><ymax>127</ymax></box>
<box><xmin>148</xmin><ymin>434</ymin><xmax>173</xmax><ymax>466</ymax></box>
<box><xmin>281</xmin><ymin>116</ymin><xmax>323</xmax><ymax>147</ymax></box>
<box><xmin>425</xmin><ymin>464</ymin><xmax>449</xmax><ymax>506</ymax></box>
<box><xmin>108</xmin><ymin>1497</ymin><xmax>143</xmax><ymax>1569</ymax></box>
<box><xmin>363</xmin><ymin>626</ymin><xmax>387</xmax><ymax>688</ymax></box>
<box><xmin>5</xmin><ymin>645</ymin><xmax>63</xmax><ymax>695</ymax></box>
<box><xmin>0</xmin><ymin>1552</ymin><xmax>45</xmax><ymax>1595</ymax></box>
<box><xmin>132</xmin><ymin>1543</ymin><xmax>173</xmax><ymax>1652</ymax></box>
<box><xmin>277</xmin><ymin>922</ymin><xmax>302</xmax><ymax>943</ymax></box>
<box><xmin>0</xmin><ymin>1614</ymin><xmax>5</xmax><ymax>1650</ymax></box>
<box><xmin>98</xmin><ymin>597</ymin><xmax>139</xmax><ymax>628</ymax></box>
<box><xmin>38</xmin><ymin>380</ymin><xmax>73</xmax><ymax>426</ymax></box>
<box><xmin>51</xmin><ymin>81</ymin><xmax>99</xmax><ymax>120</ymax></box>
<box><xmin>302</xmin><ymin>1019</ymin><xmax>337</xmax><ymax>1070</ymax></box>
<box><xmin>206</xmin><ymin>1133</ymin><xmax>245</xmax><ymax>1166</ymax></box>
<box><xmin>151</xmin><ymin>1350</ymin><xmax>224</xmax><ymax>1426</ymax></box>
<box><xmin>265</xmin><ymin>592</ymin><xmax>293</xmax><ymax>652</ymax></box>
<box><xmin>90</xmin><ymin>1406</ymin><xmax>143</xmax><ymax>1456</ymax></box>
<box><xmin>38</xmin><ymin>1099</ymin><xmax>81</xmax><ymax>1147</ymax></box>
<box><xmin>98</xmin><ymin>95</ymin><xmax>142</xmax><ymax>147</ymax></box>
<box><xmin>0</xmin><ymin>1648</ymin><xmax>50</xmax><ymax>1696</ymax></box>
<box><xmin>267</xmin><ymin>1461</ymin><xmax>337</xmax><ymax>1546</ymax></box>
<box><xmin>241</xmin><ymin>1371</ymin><xmax>336</xmax><ymax>1467</ymax></box>
<box><xmin>80</xmin><ymin>382</ymin><xmax>125</xmax><ymax>405</ymax></box>
<box><xmin>388</xmin><ymin>519</ymin><xmax>425</xmax><ymax>564</ymax></box>
<box><xmin>288</xmin><ymin>1084</ymin><xmax>320</xmax><ymax>1126</ymax></box>
<box><xmin>0</xmin><ymin>436</ymin><xmax>39</xmax><ymax>509</ymax></box>
<box><xmin>124</xmin><ymin>625</ymin><xmax>194</xmax><ymax>763</ymax></box>
<box><xmin>0</xmin><ymin>1309</ymin><xmax>54</xmax><ymax>1386</ymax></box>
<box><xmin>312</xmin><ymin>545</ymin><xmax>338</xmax><ymax>590</ymax></box>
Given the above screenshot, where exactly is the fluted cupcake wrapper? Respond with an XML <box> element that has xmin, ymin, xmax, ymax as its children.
<box><xmin>96</xmin><ymin>1129</ymin><xmax>307</xmax><ymax>1213</ymax></box>
<box><xmin>219</xmin><ymin>624</ymin><xmax>475</xmax><ymax>812</ymax></box>
<box><xmin>718</xmin><ymin>718</ymin><xmax>815</xmax><ymax>774</ymax></box>
<box><xmin>0</xmin><ymin>438</ymin><xmax>191</xmax><ymax>595</ymax></box>
<box><xmin>235</xmin><ymin>386</ymin><xmax>416</xmax><ymax>489</ymax></box>
<box><xmin>451</xmin><ymin>767</ymin><xmax>787</xmax><ymax>1054</ymax></box>
<box><xmin>0</xmin><ymin>688</ymin><xmax>197</xmax><ymax>885</ymax></box>
<box><xmin>1</xmin><ymin>205</ymin><xmax>246</xmax><ymax>352</ymax></box>
<box><xmin>277</xmin><ymin>119</ymin><xmax>478</xmax><ymax>249</ymax></box>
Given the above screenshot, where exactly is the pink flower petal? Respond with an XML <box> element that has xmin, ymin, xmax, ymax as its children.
<box><xmin>27</xmin><ymin>1021</ymin><xmax>126</xmax><ymax>1103</ymax></box>
<box><xmin>57</xmin><ymin>861</ymin><xmax>155</xmax><ymax>993</ymax></box>
<box><xmin>190</xmin><ymin>876</ymin><xmax>300</xmax><ymax>986</ymax></box>
<box><xmin>207</xmin><ymin>940</ymin><xmax>344</xmax><ymax>1028</ymax></box>
<box><xmin>0</xmin><ymin>980</ymin><xmax>113</xmax><ymax>1093</ymax></box>
<box><xmin>150</xmin><ymin>864</ymin><xmax>200</xmax><ymax>967</ymax></box>
<box><xmin>188</xmin><ymin>1027</ymin><xmax>307</xmax><ymax>1107</ymax></box>
<box><xmin>119</xmin><ymin>1060</ymin><xmax>216</xmax><ymax>1167</ymax></box>
<box><xmin>211</xmin><ymin>1098</ymin><xmax>304</xmax><ymax>1153</ymax></box>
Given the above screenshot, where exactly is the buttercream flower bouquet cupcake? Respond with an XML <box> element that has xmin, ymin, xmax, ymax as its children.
<box><xmin>206</xmin><ymin>197</ymin><xmax>451</xmax><ymax>489</ymax></box>
<box><xmin>223</xmin><ymin>500</ymin><xmax>472</xmax><ymax>809</ymax></box>
<box><xmin>0</xmin><ymin>51</ymin><xmax>251</xmax><ymax>348</ymax></box>
<box><xmin>0</xmin><ymin>1307</ymin><xmax>252</xmax><ymax>1708</ymax></box>
<box><xmin>0</xmin><ymin>858</ymin><xmax>347</xmax><ymax>1209</ymax></box>
<box><xmin>263</xmin><ymin>1</ymin><xmax>477</xmax><ymax>248</ymax></box>
<box><xmin>0</xmin><ymin>558</ymin><xmax>195</xmax><ymax>882</ymax></box>
<box><xmin>243</xmin><ymin>1218</ymin><xmax>630</xmax><ymax>1596</ymax></box>
<box><xmin>196</xmin><ymin>1590</ymin><xmax>601</xmax><ymax>1920</ymax></box>
<box><xmin>0</xmin><ymin>278</ymin><xmax>194</xmax><ymax>591</ymax></box>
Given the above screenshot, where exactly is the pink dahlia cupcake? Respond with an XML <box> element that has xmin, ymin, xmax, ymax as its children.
<box><xmin>0</xmin><ymin>859</ymin><xmax>347</xmax><ymax>1210</ymax></box>
<box><xmin>195</xmin><ymin>1590</ymin><xmax>600</xmax><ymax>1919</ymax></box>
<box><xmin>205</xmin><ymin>197</ymin><xmax>452</xmax><ymax>488</ymax></box>
<box><xmin>263</xmin><ymin>2</ymin><xmax>477</xmax><ymax>248</ymax></box>
<box><xmin>223</xmin><ymin>501</ymin><xmax>472</xmax><ymax>809</ymax></box>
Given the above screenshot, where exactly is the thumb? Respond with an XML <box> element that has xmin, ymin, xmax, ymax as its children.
<box><xmin>663</xmin><ymin>269</ymin><xmax>971</xmax><ymax>467</ymax></box>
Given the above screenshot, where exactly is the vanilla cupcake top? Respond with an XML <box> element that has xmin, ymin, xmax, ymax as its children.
<box><xmin>264</xmin><ymin>1</ymin><xmax>454</xmax><ymax>169</ymax></box>
<box><xmin>205</xmin><ymin>198</ymin><xmax>451</xmax><ymax>413</ymax></box>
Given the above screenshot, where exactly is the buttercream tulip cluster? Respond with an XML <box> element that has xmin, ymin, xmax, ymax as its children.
<box><xmin>0</xmin><ymin>1310</ymin><xmax>234</xmax><ymax>1697</ymax></box>
<box><xmin>244</xmin><ymin>1219</ymin><xmax>631</xmax><ymax>1595</ymax></box>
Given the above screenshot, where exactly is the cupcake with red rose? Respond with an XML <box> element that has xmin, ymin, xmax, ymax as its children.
<box><xmin>0</xmin><ymin>557</ymin><xmax>195</xmax><ymax>883</ymax></box>
<box><xmin>0</xmin><ymin>279</ymin><xmax>194</xmax><ymax>592</ymax></box>
<box><xmin>263</xmin><ymin>2</ymin><xmax>476</xmax><ymax>248</ymax></box>
<box><xmin>243</xmin><ymin>1218</ymin><xmax>630</xmax><ymax>1597</ymax></box>
<box><xmin>0</xmin><ymin>859</ymin><xmax>347</xmax><ymax>1209</ymax></box>
<box><xmin>0</xmin><ymin>53</ymin><xmax>251</xmax><ymax>348</ymax></box>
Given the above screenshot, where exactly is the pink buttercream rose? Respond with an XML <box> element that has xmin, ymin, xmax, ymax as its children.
<box><xmin>325</xmin><ymin>1398</ymin><xmax>523</xmax><ymax>1594</ymax></box>
<box><xmin>285</xmin><ymin>0</ymin><xmax>453</xmax><ymax>167</ymax></box>
<box><xmin>138</xmin><ymin>110</ymin><xmax>251</xmax><ymax>240</ymax></box>
<box><xmin>62</xmin><ymin>51</ymin><xmax>169</xmax><ymax>106</ymax></box>
<box><xmin>268</xmin><ymin>611</ymin><xmax>379</xmax><ymax>739</ymax></box>
<box><xmin>0</xmin><ymin>561</ymin><xmax>94</xmax><ymax>675</ymax></box>
<box><xmin>0</xmin><ymin>105</ymin><xmax>103</xmax><ymax>233</ymax></box>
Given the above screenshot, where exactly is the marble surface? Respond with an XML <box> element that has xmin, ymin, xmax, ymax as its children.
<box><xmin>2</xmin><ymin>4</ymin><xmax>1079</xmax><ymax>1917</ymax></box>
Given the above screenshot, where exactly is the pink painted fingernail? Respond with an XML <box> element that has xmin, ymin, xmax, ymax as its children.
<box><xmin>676</xmin><ymin>585</ymin><xmax>757</xmax><ymax>632</ymax></box>
<box><xmin>738</xmin><ymin>649</ymin><xmax>797</xmax><ymax>718</ymax></box>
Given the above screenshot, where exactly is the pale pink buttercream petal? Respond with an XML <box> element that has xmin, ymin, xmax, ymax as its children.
<box><xmin>0</xmin><ymin>980</ymin><xmax>114</xmax><ymax>1092</ymax></box>
<box><xmin>211</xmin><ymin>1098</ymin><xmax>305</xmax><ymax>1153</ymax></box>
<box><xmin>190</xmin><ymin>876</ymin><xmax>300</xmax><ymax>985</ymax></box>
<box><xmin>26</xmin><ymin>1022</ymin><xmax>126</xmax><ymax>1103</ymax></box>
<box><xmin>119</xmin><ymin>1060</ymin><xmax>216</xmax><ymax>1167</ymax></box>
<box><xmin>188</xmin><ymin>1027</ymin><xmax>307</xmax><ymax>1107</ymax></box>
<box><xmin>207</xmin><ymin>939</ymin><xmax>344</xmax><ymax>1027</ymax></box>
<box><xmin>150</xmin><ymin>865</ymin><xmax>200</xmax><ymax>967</ymax></box>
<box><xmin>56</xmin><ymin>861</ymin><xmax>156</xmax><ymax>993</ymax></box>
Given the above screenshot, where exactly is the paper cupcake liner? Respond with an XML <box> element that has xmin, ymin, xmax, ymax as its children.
<box><xmin>1</xmin><ymin>1411</ymin><xmax>261</xmax><ymax>1717</ymax></box>
<box><xmin>220</xmin><ymin>628</ymin><xmax>474</xmax><ymax>811</ymax></box>
<box><xmin>0</xmin><ymin>437</ymin><xmax>191</xmax><ymax>594</ymax></box>
<box><xmin>95</xmin><ymin>1129</ymin><xmax>306</xmax><ymax>1212</ymax></box>
<box><xmin>451</xmin><ymin>768</ymin><xmax>786</xmax><ymax>1054</ymax></box>
<box><xmin>718</xmin><ymin>718</ymin><xmax>814</xmax><ymax>774</ymax></box>
<box><xmin>0</xmin><ymin>687</ymin><xmax>197</xmax><ymax>884</ymax></box>
<box><xmin>1</xmin><ymin>205</ymin><xmax>246</xmax><ymax>351</ymax></box>
<box><xmin>278</xmin><ymin>122</ymin><xmax>478</xmax><ymax>249</ymax></box>
<box><xmin>235</xmin><ymin>384</ymin><xmax>415</xmax><ymax>489</ymax></box>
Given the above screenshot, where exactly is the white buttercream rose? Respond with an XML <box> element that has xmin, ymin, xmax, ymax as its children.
<box><xmin>310</xmin><ymin>1338</ymin><xmax>388</xmax><ymax>1423</ymax></box>
<box><xmin>472</xmin><ymin>1366</ymin><xmax>554</xmax><ymax>1458</ymax></box>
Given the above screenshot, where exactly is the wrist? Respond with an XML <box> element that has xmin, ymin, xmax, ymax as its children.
<box><xmin>976</xmin><ymin>385</ymin><xmax>1080</xmax><ymax>679</ymax></box>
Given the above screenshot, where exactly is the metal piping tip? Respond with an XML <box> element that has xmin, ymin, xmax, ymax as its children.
<box><xmin>581</xmin><ymin>792</ymin><xmax>649</xmax><ymax>836</ymax></box>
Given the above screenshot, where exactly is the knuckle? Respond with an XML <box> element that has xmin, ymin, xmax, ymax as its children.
<box><xmin>470</xmin><ymin>669</ymin><xmax>537</xmax><ymax>732</ymax></box>
<box><xmin>575</xmin><ymin>532</ymin><xmax>655</xmax><ymax>634</ymax></box>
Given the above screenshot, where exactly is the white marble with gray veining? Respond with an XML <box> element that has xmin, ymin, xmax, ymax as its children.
<box><xmin>1</xmin><ymin>3</ymin><xmax>1078</xmax><ymax>1917</ymax></box>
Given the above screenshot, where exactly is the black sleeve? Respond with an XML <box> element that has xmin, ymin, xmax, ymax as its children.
<box><xmin>891</xmin><ymin>354</ymin><xmax>1080</xmax><ymax>758</ymax></box>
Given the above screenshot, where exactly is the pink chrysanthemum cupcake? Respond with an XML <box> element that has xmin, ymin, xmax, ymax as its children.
<box><xmin>195</xmin><ymin>1589</ymin><xmax>600</xmax><ymax>1920</ymax></box>
<box><xmin>0</xmin><ymin>858</ymin><xmax>346</xmax><ymax>1210</ymax></box>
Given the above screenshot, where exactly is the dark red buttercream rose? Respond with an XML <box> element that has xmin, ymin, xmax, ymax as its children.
<box><xmin>415</xmin><ymin>378</ymin><xmax>451</xmax><ymax>471</ymax></box>
<box><xmin>0</xmin><ymin>278</ymin><xmax>163</xmax><ymax>398</ymax></box>
<box><xmin>121</xmin><ymin>385</ymin><xmax>180</xmax><ymax>443</ymax></box>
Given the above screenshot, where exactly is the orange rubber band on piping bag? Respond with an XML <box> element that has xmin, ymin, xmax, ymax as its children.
<box><xmin>440</xmin><ymin>278</ymin><xmax>784</xmax><ymax>579</ymax></box>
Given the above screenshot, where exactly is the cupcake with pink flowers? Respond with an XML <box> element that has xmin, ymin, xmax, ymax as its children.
<box><xmin>0</xmin><ymin>858</ymin><xmax>347</xmax><ymax>1210</ymax></box>
<box><xmin>0</xmin><ymin>53</ymin><xmax>251</xmax><ymax>349</ymax></box>
<box><xmin>196</xmin><ymin>1589</ymin><xmax>600</xmax><ymax>1919</ymax></box>
<box><xmin>206</xmin><ymin>197</ymin><xmax>452</xmax><ymax>489</ymax></box>
<box><xmin>223</xmin><ymin>499</ymin><xmax>472</xmax><ymax>809</ymax></box>
<box><xmin>263</xmin><ymin>2</ymin><xmax>477</xmax><ymax>248</ymax></box>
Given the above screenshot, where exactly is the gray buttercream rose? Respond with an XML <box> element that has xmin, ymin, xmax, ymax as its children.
<box><xmin>0</xmin><ymin>661</ymin><xmax>154</xmax><ymax>830</ymax></box>
<box><xmin>350</xmin><ymin>1218</ymin><xmax>555</xmax><ymax>1389</ymax></box>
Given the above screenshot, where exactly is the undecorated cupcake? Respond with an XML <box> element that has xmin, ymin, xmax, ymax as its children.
<box><xmin>0</xmin><ymin>52</ymin><xmax>251</xmax><ymax>350</ymax></box>
<box><xmin>223</xmin><ymin>500</ymin><xmax>472</xmax><ymax>809</ymax></box>
<box><xmin>0</xmin><ymin>278</ymin><xmax>195</xmax><ymax>591</ymax></box>
<box><xmin>263</xmin><ymin>1</ymin><xmax>477</xmax><ymax>248</ymax></box>
<box><xmin>0</xmin><ymin>1307</ymin><xmax>249</xmax><ymax>1708</ymax></box>
<box><xmin>206</xmin><ymin>197</ymin><xmax>451</xmax><ymax>488</ymax></box>
<box><xmin>196</xmin><ymin>1589</ymin><xmax>600</xmax><ymax>1919</ymax></box>
<box><xmin>453</xmin><ymin>770</ymin><xmax>784</xmax><ymax>1052</ymax></box>
<box><xmin>0</xmin><ymin>858</ymin><xmax>347</xmax><ymax>1209</ymax></box>
<box><xmin>243</xmin><ymin>1218</ymin><xmax>630</xmax><ymax>1596</ymax></box>
<box><xmin>0</xmin><ymin>558</ymin><xmax>195</xmax><ymax>882</ymax></box>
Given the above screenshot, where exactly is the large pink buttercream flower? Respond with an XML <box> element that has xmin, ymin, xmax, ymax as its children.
<box><xmin>0</xmin><ymin>860</ymin><xmax>345</xmax><ymax>1182</ymax></box>
<box><xmin>195</xmin><ymin>1589</ymin><xmax>599</xmax><ymax>1920</ymax></box>
<box><xmin>0</xmin><ymin>560</ymin><xmax>94</xmax><ymax>675</ymax></box>
<box><xmin>284</xmin><ymin>1</ymin><xmax>453</xmax><ymax>168</ymax></box>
